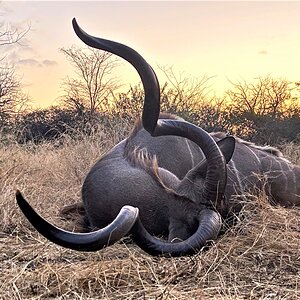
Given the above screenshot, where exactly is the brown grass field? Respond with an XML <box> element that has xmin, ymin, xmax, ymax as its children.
<box><xmin>1</xmin><ymin>127</ymin><xmax>300</xmax><ymax>299</ymax></box>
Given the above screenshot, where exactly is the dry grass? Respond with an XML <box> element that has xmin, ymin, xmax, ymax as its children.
<box><xmin>1</xmin><ymin>131</ymin><xmax>300</xmax><ymax>299</ymax></box>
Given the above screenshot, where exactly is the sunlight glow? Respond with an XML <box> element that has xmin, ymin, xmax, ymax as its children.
<box><xmin>2</xmin><ymin>1</ymin><xmax>300</xmax><ymax>108</ymax></box>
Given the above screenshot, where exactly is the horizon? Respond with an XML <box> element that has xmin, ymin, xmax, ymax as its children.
<box><xmin>2</xmin><ymin>1</ymin><xmax>300</xmax><ymax>108</ymax></box>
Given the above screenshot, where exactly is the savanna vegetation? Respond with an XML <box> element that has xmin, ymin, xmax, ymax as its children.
<box><xmin>1</xmin><ymin>25</ymin><xmax>300</xmax><ymax>299</ymax></box>
<box><xmin>0</xmin><ymin>43</ymin><xmax>299</xmax><ymax>146</ymax></box>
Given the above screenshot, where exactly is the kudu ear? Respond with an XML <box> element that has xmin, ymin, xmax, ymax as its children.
<box><xmin>217</xmin><ymin>136</ymin><xmax>236</xmax><ymax>163</ymax></box>
<box><xmin>153</xmin><ymin>167</ymin><xmax>181</xmax><ymax>192</ymax></box>
<box><xmin>167</xmin><ymin>136</ymin><xmax>236</xmax><ymax>204</ymax></box>
<box><xmin>180</xmin><ymin>136</ymin><xmax>236</xmax><ymax>180</ymax></box>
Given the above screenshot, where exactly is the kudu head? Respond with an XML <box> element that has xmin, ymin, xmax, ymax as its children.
<box><xmin>16</xmin><ymin>18</ymin><xmax>235</xmax><ymax>256</ymax></box>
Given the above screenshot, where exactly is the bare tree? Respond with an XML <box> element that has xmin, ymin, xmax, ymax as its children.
<box><xmin>224</xmin><ymin>77</ymin><xmax>300</xmax><ymax>144</ymax></box>
<box><xmin>0</xmin><ymin>22</ymin><xmax>29</xmax><ymax>47</ymax></box>
<box><xmin>0</xmin><ymin>13</ymin><xmax>30</xmax><ymax>124</ymax></box>
<box><xmin>159</xmin><ymin>65</ymin><xmax>214</xmax><ymax>113</ymax></box>
<box><xmin>0</xmin><ymin>64</ymin><xmax>29</xmax><ymax>123</ymax></box>
<box><xmin>60</xmin><ymin>46</ymin><xmax>121</xmax><ymax>115</ymax></box>
<box><xmin>226</xmin><ymin>76</ymin><xmax>297</xmax><ymax>118</ymax></box>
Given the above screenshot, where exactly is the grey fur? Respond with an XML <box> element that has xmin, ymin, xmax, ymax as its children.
<box><xmin>80</xmin><ymin>117</ymin><xmax>299</xmax><ymax>242</ymax></box>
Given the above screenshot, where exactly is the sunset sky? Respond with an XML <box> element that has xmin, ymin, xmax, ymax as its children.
<box><xmin>2</xmin><ymin>1</ymin><xmax>300</xmax><ymax>108</ymax></box>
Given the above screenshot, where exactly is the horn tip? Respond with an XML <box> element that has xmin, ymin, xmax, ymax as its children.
<box><xmin>72</xmin><ymin>18</ymin><xmax>79</xmax><ymax>30</ymax></box>
<box><xmin>15</xmin><ymin>190</ymin><xmax>26</xmax><ymax>207</ymax></box>
<box><xmin>16</xmin><ymin>189</ymin><xmax>24</xmax><ymax>201</ymax></box>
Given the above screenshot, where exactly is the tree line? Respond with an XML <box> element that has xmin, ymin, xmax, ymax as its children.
<box><xmin>3</xmin><ymin>76</ymin><xmax>299</xmax><ymax>146</ymax></box>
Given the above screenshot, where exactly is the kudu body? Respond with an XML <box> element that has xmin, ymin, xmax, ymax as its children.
<box><xmin>82</xmin><ymin>119</ymin><xmax>300</xmax><ymax>236</ymax></box>
<box><xmin>82</xmin><ymin>115</ymin><xmax>205</xmax><ymax>239</ymax></box>
<box><xmin>210</xmin><ymin>132</ymin><xmax>300</xmax><ymax>210</ymax></box>
<box><xmin>16</xmin><ymin>18</ymin><xmax>300</xmax><ymax>257</ymax></box>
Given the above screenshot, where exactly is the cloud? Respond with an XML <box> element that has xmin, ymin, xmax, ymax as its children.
<box><xmin>258</xmin><ymin>50</ymin><xmax>268</xmax><ymax>55</ymax></box>
<box><xmin>5</xmin><ymin>51</ymin><xmax>19</xmax><ymax>64</ymax></box>
<box><xmin>16</xmin><ymin>58</ymin><xmax>58</xmax><ymax>68</ymax></box>
<box><xmin>42</xmin><ymin>59</ymin><xmax>58</xmax><ymax>66</ymax></box>
<box><xmin>18</xmin><ymin>58</ymin><xmax>40</xmax><ymax>67</ymax></box>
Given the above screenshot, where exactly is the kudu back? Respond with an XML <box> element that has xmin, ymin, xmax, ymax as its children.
<box><xmin>16</xmin><ymin>18</ymin><xmax>300</xmax><ymax>257</ymax></box>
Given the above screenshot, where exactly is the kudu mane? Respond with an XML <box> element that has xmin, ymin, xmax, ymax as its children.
<box><xmin>210</xmin><ymin>132</ymin><xmax>289</xmax><ymax>162</ymax></box>
<box><xmin>125</xmin><ymin>113</ymin><xmax>181</xmax><ymax>144</ymax></box>
<box><xmin>124</xmin><ymin>113</ymin><xmax>180</xmax><ymax>169</ymax></box>
<box><xmin>123</xmin><ymin>113</ymin><xmax>185</xmax><ymax>193</ymax></box>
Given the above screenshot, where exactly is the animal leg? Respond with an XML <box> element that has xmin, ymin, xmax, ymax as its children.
<box><xmin>270</xmin><ymin>190</ymin><xmax>300</xmax><ymax>207</ymax></box>
<box><xmin>59</xmin><ymin>202</ymin><xmax>86</xmax><ymax>220</ymax></box>
<box><xmin>59</xmin><ymin>202</ymin><xmax>91</xmax><ymax>232</ymax></box>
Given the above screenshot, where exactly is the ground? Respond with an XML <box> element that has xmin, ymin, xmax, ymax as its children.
<box><xmin>1</xmin><ymin>132</ymin><xmax>300</xmax><ymax>299</ymax></box>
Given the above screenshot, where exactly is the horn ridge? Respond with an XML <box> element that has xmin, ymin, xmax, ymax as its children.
<box><xmin>131</xmin><ymin>208</ymin><xmax>222</xmax><ymax>257</ymax></box>
<box><xmin>72</xmin><ymin>18</ymin><xmax>160</xmax><ymax>134</ymax></box>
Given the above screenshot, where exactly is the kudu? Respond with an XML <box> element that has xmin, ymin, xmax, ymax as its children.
<box><xmin>16</xmin><ymin>18</ymin><xmax>300</xmax><ymax>257</ymax></box>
